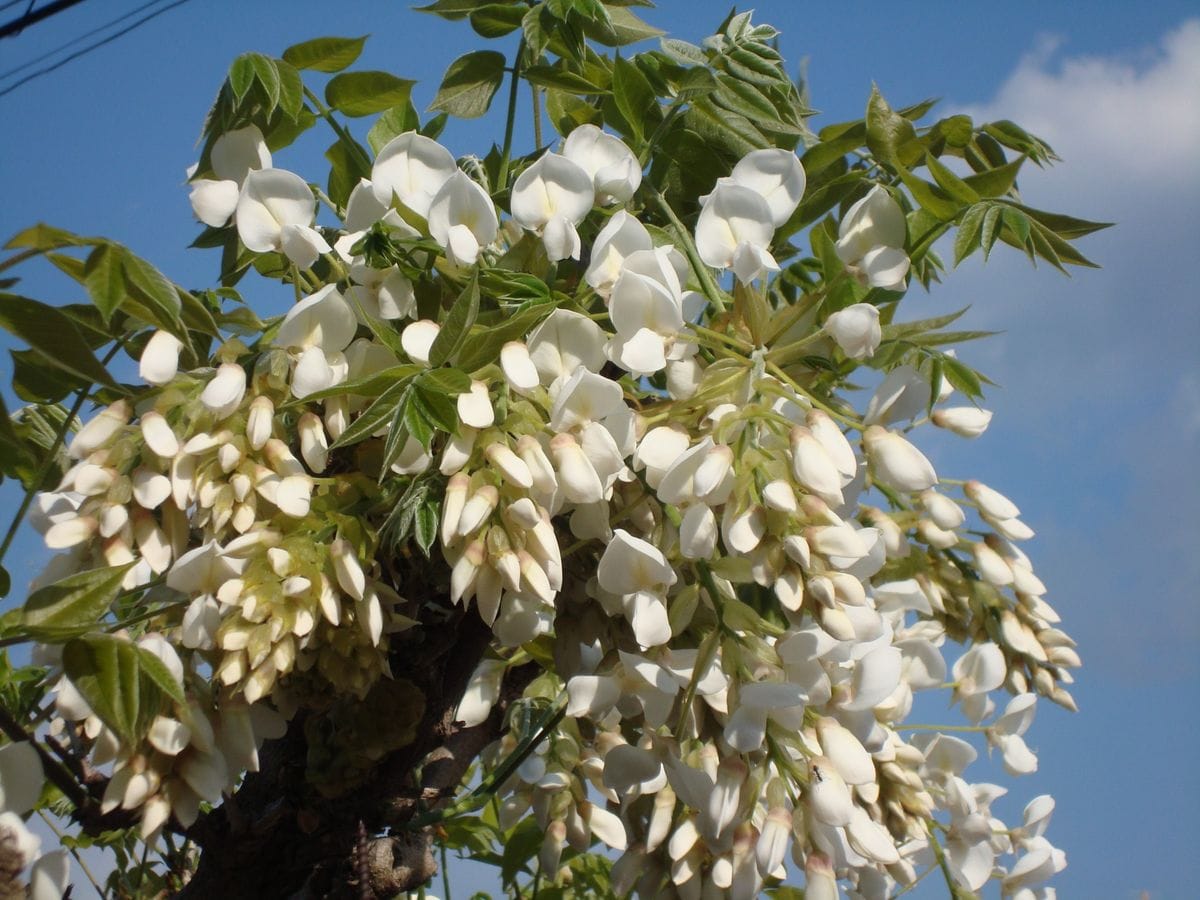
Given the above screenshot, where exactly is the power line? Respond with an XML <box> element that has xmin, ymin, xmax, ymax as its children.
<box><xmin>0</xmin><ymin>0</ymin><xmax>169</xmax><ymax>82</ymax></box>
<box><xmin>0</xmin><ymin>0</ymin><xmax>88</xmax><ymax>40</ymax></box>
<box><xmin>0</xmin><ymin>0</ymin><xmax>190</xmax><ymax>98</ymax></box>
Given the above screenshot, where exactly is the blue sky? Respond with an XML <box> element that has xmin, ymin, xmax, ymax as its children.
<box><xmin>1</xmin><ymin>1</ymin><xmax>1197</xmax><ymax>897</ymax></box>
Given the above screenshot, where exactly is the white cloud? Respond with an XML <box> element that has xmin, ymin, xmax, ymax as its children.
<box><xmin>926</xmin><ymin>21</ymin><xmax>1200</xmax><ymax>681</ymax></box>
<box><xmin>959</xmin><ymin>19</ymin><xmax>1200</xmax><ymax>197</ymax></box>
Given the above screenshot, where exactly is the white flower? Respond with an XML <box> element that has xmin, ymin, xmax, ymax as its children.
<box><xmin>836</xmin><ymin>184</ymin><xmax>910</xmax><ymax>290</ymax></box>
<box><xmin>584</xmin><ymin>210</ymin><xmax>652</xmax><ymax>295</ymax></box>
<box><xmin>562</xmin><ymin>124</ymin><xmax>642</xmax><ymax>203</ymax></box>
<box><xmin>510</xmin><ymin>152</ymin><xmax>595</xmax><ymax>261</ymax></box>
<box><xmin>726</xmin><ymin>148</ymin><xmax>806</xmax><ymax>226</ymax></box>
<box><xmin>200</xmin><ymin>363</ymin><xmax>247</xmax><ymax>418</ymax></box>
<box><xmin>607</xmin><ymin>247</ymin><xmax>697</xmax><ymax>376</ymax></box>
<box><xmin>139</xmin><ymin>330</ymin><xmax>184</xmax><ymax>385</ymax></box>
<box><xmin>694</xmin><ymin>182</ymin><xmax>778</xmax><ymax>283</ymax></box>
<box><xmin>189</xmin><ymin>124</ymin><xmax>271</xmax><ymax>226</ymax></box>
<box><xmin>371</xmin><ymin>132</ymin><xmax>457</xmax><ymax>218</ymax></box>
<box><xmin>824</xmin><ymin>303</ymin><xmax>882</xmax><ymax>359</ymax></box>
<box><xmin>526</xmin><ymin>309</ymin><xmax>608</xmax><ymax>386</ymax></box>
<box><xmin>0</xmin><ymin>741</ymin><xmax>44</xmax><ymax>815</ymax></box>
<box><xmin>236</xmin><ymin>168</ymin><xmax>330</xmax><ymax>268</ymax></box>
<box><xmin>427</xmin><ymin>170</ymin><xmax>498</xmax><ymax>267</ymax></box>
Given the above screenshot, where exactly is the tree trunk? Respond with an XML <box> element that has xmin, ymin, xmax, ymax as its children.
<box><xmin>177</xmin><ymin>605</ymin><xmax>520</xmax><ymax>899</ymax></box>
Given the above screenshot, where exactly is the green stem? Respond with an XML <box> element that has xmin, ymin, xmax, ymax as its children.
<box><xmin>0</xmin><ymin>341</ymin><xmax>123</xmax><ymax>568</ymax></box>
<box><xmin>497</xmin><ymin>39</ymin><xmax>528</xmax><ymax>190</ymax></box>
<box><xmin>638</xmin><ymin>96</ymin><xmax>686</xmax><ymax>167</ymax></box>
<box><xmin>38</xmin><ymin>810</ymin><xmax>106</xmax><ymax>896</ymax></box>
<box><xmin>764</xmin><ymin>360</ymin><xmax>860</xmax><ymax>429</ymax></box>
<box><xmin>649</xmin><ymin>189</ymin><xmax>726</xmax><ymax>314</ymax></box>
<box><xmin>530</xmin><ymin>81</ymin><xmax>543</xmax><ymax>149</ymax></box>
<box><xmin>303</xmin><ymin>86</ymin><xmax>373</xmax><ymax>174</ymax></box>
<box><xmin>441</xmin><ymin>842</ymin><xmax>452</xmax><ymax>900</ymax></box>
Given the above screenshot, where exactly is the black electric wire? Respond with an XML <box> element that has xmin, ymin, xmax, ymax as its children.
<box><xmin>0</xmin><ymin>0</ymin><xmax>190</xmax><ymax>98</ymax></box>
<box><xmin>0</xmin><ymin>0</ymin><xmax>169</xmax><ymax>82</ymax></box>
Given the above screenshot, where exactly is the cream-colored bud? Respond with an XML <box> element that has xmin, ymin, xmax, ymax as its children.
<box><xmin>298</xmin><ymin>412</ymin><xmax>329</xmax><ymax>473</ymax></box>
<box><xmin>790</xmin><ymin>426</ymin><xmax>844</xmax><ymax>507</ymax></box>
<box><xmin>550</xmin><ymin>433</ymin><xmax>603</xmax><ymax>504</ymax></box>
<box><xmin>864</xmin><ymin>425</ymin><xmax>937</xmax><ymax>492</ymax></box>
<box><xmin>919</xmin><ymin>490</ymin><xmax>965</xmax><ymax>529</ymax></box>
<box><xmin>458</xmin><ymin>485</ymin><xmax>500</xmax><ymax>536</ymax></box>
<box><xmin>964</xmin><ymin>479</ymin><xmax>1020</xmax><ymax>519</ymax></box>
<box><xmin>931</xmin><ymin>406</ymin><xmax>993</xmax><ymax>438</ymax></box>
<box><xmin>441</xmin><ymin>472</ymin><xmax>470</xmax><ymax>547</ymax></box>
<box><xmin>973</xmin><ymin>541</ymin><xmax>1014</xmax><ymax>586</ymax></box>
<box><xmin>485</xmin><ymin>443</ymin><xmax>534</xmax><ymax>489</ymax></box>
<box><xmin>517</xmin><ymin>435</ymin><xmax>558</xmax><ymax>494</ymax></box>
<box><xmin>450</xmin><ymin>540</ymin><xmax>486</xmax><ymax>604</ymax></box>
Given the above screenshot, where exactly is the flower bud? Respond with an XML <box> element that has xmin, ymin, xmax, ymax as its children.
<box><xmin>457</xmin><ymin>485</ymin><xmax>500</xmax><ymax>537</ymax></box>
<box><xmin>298</xmin><ymin>412</ymin><xmax>328</xmax><ymax>473</ymax></box>
<box><xmin>932</xmin><ymin>406</ymin><xmax>993</xmax><ymax>438</ymax></box>
<box><xmin>790</xmin><ymin>426</ymin><xmax>844</xmax><ymax>507</ymax></box>
<box><xmin>964</xmin><ymin>479</ymin><xmax>1020</xmax><ymax>519</ymax></box>
<box><xmin>485</xmin><ymin>442</ymin><xmax>533</xmax><ymax>489</ymax></box>
<box><xmin>824</xmin><ymin>303</ymin><xmax>882</xmax><ymax>360</ymax></box>
<box><xmin>864</xmin><ymin>426</ymin><xmax>937</xmax><ymax>492</ymax></box>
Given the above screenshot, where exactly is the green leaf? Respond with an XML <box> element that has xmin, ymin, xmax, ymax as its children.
<box><xmin>136</xmin><ymin>646</ymin><xmax>185</xmax><ymax>704</ymax></box>
<box><xmin>368</xmin><ymin>102</ymin><xmax>422</xmax><ymax>155</ymax></box>
<box><xmin>325</xmin><ymin>137</ymin><xmax>372</xmax><ymax>209</ymax></box>
<box><xmin>0</xmin><ymin>566</ymin><xmax>9</xmax><ymax>599</ymax></box>
<box><xmin>414</xmin><ymin>0</ymin><xmax>489</xmax><ymax>18</ymax></box>
<box><xmin>925</xmin><ymin>154</ymin><xmax>980</xmax><ymax>205</ymax></box>
<box><xmin>4</xmin><ymin>223</ymin><xmax>92</xmax><ymax>252</ymax></box>
<box><xmin>597</xmin><ymin>6</ymin><xmax>663</xmax><ymax>46</ymax></box>
<box><xmin>0</xmin><ymin>294</ymin><xmax>120</xmax><ymax>389</ymax></box>
<box><xmin>896</xmin><ymin>167</ymin><xmax>962</xmax><ymax>220</ymax></box>
<box><xmin>454</xmin><ymin>303</ymin><xmax>555</xmax><ymax>373</ymax></box>
<box><xmin>954</xmin><ymin>203</ymin><xmax>988</xmax><ymax>266</ymax></box>
<box><xmin>329</xmin><ymin>377</ymin><xmax>414</xmax><ymax>450</ymax></box>
<box><xmin>282</xmin><ymin>36</ymin><xmax>367</xmax><ymax>73</ymax></box>
<box><xmin>121</xmin><ymin>250</ymin><xmax>184</xmax><ymax>333</ymax></box>
<box><xmin>326</xmin><ymin>72</ymin><xmax>416</xmax><ymax>117</ymax></box>
<box><xmin>1010</xmin><ymin>204</ymin><xmax>1112</xmax><ymax>239</ymax></box>
<box><xmin>962</xmin><ymin>155</ymin><xmax>1024</xmax><ymax>198</ymax></box>
<box><xmin>430</xmin><ymin>51</ymin><xmax>507</xmax><ymax>120</ymax></box>
<box><xmin>469</xmin><ymin>4</ymin><xmax>525</xmax><ymax>37</ymax></box>
<box><xmin>82</xmin><ymin>244</ymin><xmax>125</xmax><ymax>323</ymax></box>
<box><xmin>865</xmin><ymin>84</ymin><xmax>921</xmax><ymax>168</ymax></box>
<box><xmin>416</xmin><ymin>367</ymin><xmax>472</xmax><ymax>395</ymax></box>
<box><xmin>62</xmin><ymin>635</ymin><xmax>147</xmax><ymax>743</ymax></box>
<box><xmin>275</xmin><ymin>60</ymin><xmax>305</xmax><ymax>120</ymax></box>
<box><xmin>980</xmin><ymin>205</ymin><xmax>1003</xmax><ymax>259</ymax></box>
<box><xmin>10</xmin><ymin>347</ymin><xmax>84</xmax><ymax>403</ymax></box>
<box><xmin>228</xmin><ymin>55</ymin><xmax>255</xmax><ymax>104</ymax></box>
<box><xmin>523</xmin><ymin>65</ymin><xmax>608</xmax><ymax>94</ymax></box>
<box><xmin>941</xmin><ymin>355</ymin><xmax>984</xmax><ymax>398</ymax></box>
<box><xmin>612</xmin><ymin>55</ymin><xmax>656</xmax><ymax>144</ymax></box>
<box><xmin>428</xmin><ymin>274</ymin><xmax>480</xmax><ymax>368</ymax></box>
<box><xmin>249</xmin><ymin>54</ymin><xmax>281</xmax><ymax>115</ymax></box>
<box><xmin>22</xmin><ymin>564</ymin><xmax>133</xmax><ymax>637</ymax></box>
<box><xmin>414</xmin><ymin>500</ymin><xmax>439</xmax><ymax>557</ymax></box>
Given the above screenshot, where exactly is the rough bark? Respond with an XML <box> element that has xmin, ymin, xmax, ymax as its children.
<box><xmin>175</xmin><ymin>603</ymin><xmax>526</xmax><ymax>900</ymax></box>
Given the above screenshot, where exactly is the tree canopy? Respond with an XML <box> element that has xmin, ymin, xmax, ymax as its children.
<box><xmin>0</xmin><ymin>3</ymin><xmax>1103</xmax><ymax>898</ymax></box>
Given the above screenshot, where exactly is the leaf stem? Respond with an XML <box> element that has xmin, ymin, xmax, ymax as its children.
<box><xmin>497</xmin><ymin>39</ymin><xmax>528</xmax><ymax>190</ymax></box>
<box><xmin>303</xmin><ymin>86</ymin><xmax>373</xmax><ymax>174</ymax></box>
<box><xmin>38</xmin><ymin>809</ymin><xmax>106</xmax><ymax>897</ymax></box>
<box><xmin>649</xmin><ymin>189</ymin><xmax>726</xmax><ymax>314</ymax></box>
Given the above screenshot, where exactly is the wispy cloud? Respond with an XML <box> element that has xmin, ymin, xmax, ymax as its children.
<box><xmin>930</xmin><ymin>21</ymin><xmax>1200</xmax><ymax>680</ymax></box>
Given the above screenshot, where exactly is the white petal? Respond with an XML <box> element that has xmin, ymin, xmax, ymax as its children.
<box><xmin>237</xmin><ymin>168</ymin><xmax>315</xmax><ymax>252</ymax></box>
<box><xmin>371</xmin><ymin>132</ymin><xmax>457</xmax><ymax>218</ymax></box>
<box><xmin>190</xmin><ymin>178</ymin><xmax>240</xmax><ymax>227</ymax></box>
<box><xmin>280</xmin><ymin>224</ymin><xmax>331</xmax><ymax>269</ymax></box>
<box><xmin>401</xmin><ymin>320</ymin><xmax>440</xmax><ymax>366</ymax></box>
<box><xmin>139</xmin><ymin>330</ymin><xmax>183</xmax><ymax>385</ymax></box>
<box><xmin>457</xmin><ymin>380</ymin><xmax>494</xmax><ymax>429</ymax></box>
<box><xmin>0</xmin><ymin>741</ymin><xmax>44</xmax><ymax>815</ymax></box>
<box><xmin>211</xmin><ymin>124</ymin><xmax>271</xmax><ymax>182</ymax></box>
<box><xmin>729</xmin><ymin>148</ymin><xmax>806</xmax><ymax>226</ymax></box>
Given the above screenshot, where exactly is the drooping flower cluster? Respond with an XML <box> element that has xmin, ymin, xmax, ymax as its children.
<box><xmin>26</xmin><ymin>116</ymin><xmax>1077</xmax><ymax>900</ymax></box>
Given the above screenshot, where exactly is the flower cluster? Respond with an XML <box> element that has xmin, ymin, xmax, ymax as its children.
<box><xmin>28</xmin><ymin>117</ymin><xmax>1077</xmax><ymax>900</ymax></box>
